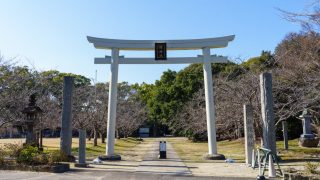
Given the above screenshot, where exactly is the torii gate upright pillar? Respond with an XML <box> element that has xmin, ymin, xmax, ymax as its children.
<box><xmin>100</xmin><ymin>48</ymin><xmax>121</xmax><ymax>160</ymax></box>
<box><xmin>203</xmin><ymin>47</ymin><xmax>225</xmax><ymax>160</ymax></box>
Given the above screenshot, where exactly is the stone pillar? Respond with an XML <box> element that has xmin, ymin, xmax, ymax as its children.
<box><xmin>260</xmin><ymin>73</ymin><xmax>276</xmax><ymax>154</ymax></box>
<box><xmin>202</xmin><ymin>47</ymin><xmax>224</xmax><ymax>160</ymax></box>
<box><xmin>60</xmin><ymin>76</ymin><xmax>74</xmax><ymax>156</ymax></box>
<box><xmin>282</xmin><ymin>121</ymin><xmax>288</xmax><ymax>150</ymax></box>
<box><xmin>244</xmin><ymin>104</ymin><xmax>255</xmax><ymax>166</ymax></box>
<box><xmin>78</xmin><ymin>129</ymin><xmax>86</xmax><ymax>164</ymax></box>
<box><xmin>100</xmin><ymin>48</ymin><xmax>121</xmax><ymax>160</ymax></box>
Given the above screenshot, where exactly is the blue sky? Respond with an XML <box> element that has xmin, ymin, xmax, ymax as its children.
<box><xmin>0</xmin><ymin>0</ymin><xmax>307</xmax><ymax>84</ymax></box>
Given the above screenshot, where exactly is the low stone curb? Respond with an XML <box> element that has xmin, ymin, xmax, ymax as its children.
<box><xmin>0</xmin><ymin>163</ymin><xmax>70</xmax><ymax>173</ymax></box>
<box><xmin>284</xmin><ymin>172</ymin><xmax>320</xmax><ymax>180</ymax></box>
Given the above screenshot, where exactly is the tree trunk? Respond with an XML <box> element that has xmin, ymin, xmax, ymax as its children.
<box><xmin>101</xmin><ymin>133</ymin><xmax>105</xmax><ymax>143</ymax></box>
<box><xmin>51</xmin><ymin>129</ymin><xmax>54</xmax><ymax>137</ymax></box>
<box><xmin>88</xmin><ymin>130</ymin><xmax>92</xmax><ymax>141</ymax></box>
<box><xmin>153</xmin><ymin>124</ymin><xmax>157</xmax><ymax>137</ymax></box>
<box><xmin>9</xmin><ymin>126</ymin><xmax>13</xmax><ymax>138</ymax></box>
<box><xmin>116</xmin><ymin>130</ymin><xmax>120</xmax><ymax>139</ymax></box>
<box><xmin>282</xmin><ymin>121</ymin><xmax>288</xmax><ymax>150</ymax></box>
<box><xmin>39</xmin><ymin>129</ymin><xmax>43</xmax><ymax>148</ymax></box>
<box><xmin>93</xmin><ymin>129</ymin><xmax>98</xmax><ymax>146</ymax></box>
<box><xmin>35</xmin><ymin>131</ymin><xmax>39</xmax><ymax>147</ymax></box>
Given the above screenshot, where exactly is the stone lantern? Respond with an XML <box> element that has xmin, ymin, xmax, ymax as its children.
<box><xmin>22</xmin><ymin>94</ymin><xmax>43</xmax><ymax>146</ymax></box>
<box><xmin>299</xmin><ymin>108</ymin><xmax>319</xmax><ymax>147</ymax></box>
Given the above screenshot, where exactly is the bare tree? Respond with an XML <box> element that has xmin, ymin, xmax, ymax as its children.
<box><xmin>278</xmin><ymin>0</ymin><xmax>320</xmax><ymax>31</ymax></box>
<box><xmin>116</xmin><ymin>100</ymin><xmax>147</xmax><ymax>138</ymax></box>
<box><xmin>72</xmin><ymin>85</ymin><xmax>95</xmax><ymax>130</ymax></box>
<box><xmin>171</xmin><ymin>89</ymin><xmax>207</xmax><ymax>141</ymax></box>
<box><xmin>0</xmin><ymin>63</ymin><xmax>38</xmax><ymax>129</ymax></box>
<box><xmin>274</xmin><ymin>31</ymin><xmax>320</xmax><ymax>135</ymax></box>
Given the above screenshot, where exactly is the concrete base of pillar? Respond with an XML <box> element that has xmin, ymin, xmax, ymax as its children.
<box><xmin>66</xmin><ymin>155</ymin><xmax>76</xmax><ymax>162</ymax></box>
<box><xmin>74</xmin><ymin>163</ymin><xmax>89</xmax><ymax>168</ymax></box>
<box><xmin>299</xmin><ymin>137</ymin><xmax>319</xmax><ymax>147</ymax></box>
<box><xmin>98</xmin><ymin>154</ymin><xmax>121</xmax><ymax>161</ymax></box>
<box><xmin>203</xmin><ymin>153</ymin><xmax>225</xmax><ymax>160</ymax></box>
<box><xmin>300</xmin><ymin>134</ymin><xmax>315</xmax><ymax>138</ymax></box>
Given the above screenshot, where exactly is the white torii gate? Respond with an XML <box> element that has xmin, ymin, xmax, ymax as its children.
<box><xmin>87</xmin><ymin>35</ymin><xmax>235</xmax><ymax>160</ymax></box>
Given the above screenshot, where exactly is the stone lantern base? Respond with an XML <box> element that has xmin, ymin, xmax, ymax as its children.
<box><xmin>299</xmin><ymin>137</ymin><xmax>319</xmax><ymax>147</ymax></box>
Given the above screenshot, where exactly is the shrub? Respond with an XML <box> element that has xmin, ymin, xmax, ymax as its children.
<box><xmin>305</xmin><ymin>161</ymin><xmax>320</xmax><ymax>174</ymax></box>
<box><xmin>0</xmin><ymin>147</ymin><xmax>5</xmax><ymax>166</ymax></box>
<box><xmin>3</xmin><ymin>143</ymin><xmax>23</xmax><ymax>158</ymax></box>
<box><xmin>16</xmin><ymin>145</ymin><xmax>39</xmax><ymax>165</ymax></box>
<box><xmin>1</xmin><ymin>143</ymin><xmax>68</xmax><ymax>166</ymax></box>
<box><xmin>1</xmin><ymin>144</ymin><xmax>67</xmax><ymax>166</ymax></box>
<box><xmin>32</xmin><ymin>153</ymin><xmax>49</xmax><ymax>165</ymax></box>
<box><xmin>47</xmin><ymin>150</ymin><xmax>68</xmax><ymax>165</ymax></box>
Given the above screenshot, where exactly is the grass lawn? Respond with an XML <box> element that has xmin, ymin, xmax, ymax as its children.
<box><xmin>167</xmin><ymin>137</ymin><xmax>320</xmax><ymax>163</ymax></box>
<box><xmin>0</xmin><ymin>137</ymin><xmax>142</xmax><ymax>159</ymax></box>
<box><xmin>50</xmin><ymin>137</ymin><xmax>142</xmax><ymax>158</ymax></box>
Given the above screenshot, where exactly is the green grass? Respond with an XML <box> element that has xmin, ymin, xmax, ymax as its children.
<box><xmin>72</xmin><ymin>137</ymin><xmax>142</xmax><ymax>158</ymax></box>
<box><xmin>167</xmin><ymin>138</ymin><xmax>246</xmax><ymax>162</ymax></box>
<box><xmin>277</xmin><ymin>139</ymin><xmax>320</xmax><ymax>161</ymax></box>
<box><xmin>167</xmin><ymin>137</ymin><xmax>320</xmax><ymax>163</ymax></box>
<box><xmin>38</xmin><ymin>137</ymin><xmax>142</xmax><ymax>158</ymax></box>
<box><xmin>0</xmin><ymin>137</ymin><xmax>143</xmax><ymax>160</ymax></box>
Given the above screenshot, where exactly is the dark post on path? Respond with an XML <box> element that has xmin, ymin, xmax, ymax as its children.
<box><xmin>60</xmin><ymin>76</ymin><xmax>74</xmax><ymax>156</ymax></box>
<box><xmin>159</xmin><ymin>141</ymin><xmax>167</xmax><ymax>159</ymax></box>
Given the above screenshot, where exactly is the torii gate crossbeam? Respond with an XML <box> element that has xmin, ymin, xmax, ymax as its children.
<box><xmin>87</xmin><ymin>35</ymin><xmax>235</xmax><ymax>160</ymax></box>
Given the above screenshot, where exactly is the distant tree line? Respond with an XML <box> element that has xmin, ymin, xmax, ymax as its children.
<box><xmin>0</xmin><ymin>61</ymin><xmax>147</xmax><ymax>145</ymax></box>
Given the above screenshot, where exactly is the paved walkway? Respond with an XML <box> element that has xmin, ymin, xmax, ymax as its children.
<box><xmin>136</xmin><ymin>140</ymin><xmax>191</xmax><ymax>175</ymax></box>
<box><xmin>88</xmin><ymin>139</ymin><xmax>191</xmax><ymax>175</ymax></box>
<box><xmin>0</xmin><ymin>170</ymin><xmax>254</xmax><ymax>180</ymax></box>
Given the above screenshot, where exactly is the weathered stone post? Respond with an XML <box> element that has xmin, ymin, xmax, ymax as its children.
<box><xmin>60</xmin><ymin>76</ymin><xmax>74</xmax><ymax>156</ymax></box>
<box><xmin>75</xmin><ymin>129</ymin><xmax>88</xmax><ymax>167</ymax></box>
<box><xmin>282</xmin><ymin>121</ymin><xmax>288</xmax><ymax>150</ymax></box>
<box><xmin>260</xmin><ymin>72</ymin><xmax>276</xmax><ymax>154</ymax></box>
<box><xmin>244</xmin><ymin>104</ymin><xmax>255</xmax><ymax>166</ymax></box>
<box><xmin>79</xmin><ymin>129</ymin><xmax>86</xmax><ymax>163</ymax></box>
